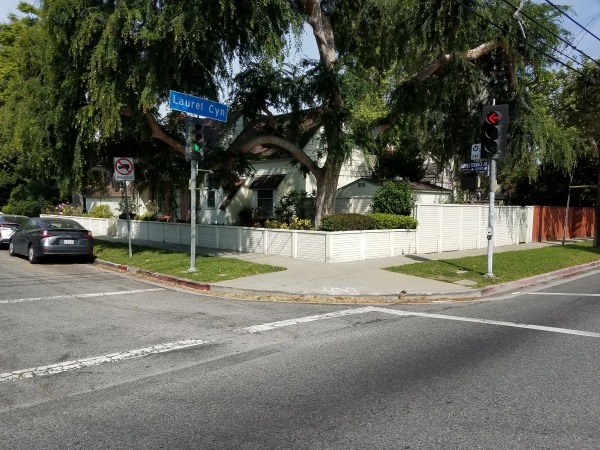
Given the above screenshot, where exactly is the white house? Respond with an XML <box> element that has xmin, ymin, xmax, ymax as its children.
<box><xmin>335</xmin><ymin>178</ymin><xmax>452</xmax><ymax>215</ymax></box>
<box><xmin>197</xmin><ymin>122</ymin><xmax>374</xmax><ymax>225</ymax></box>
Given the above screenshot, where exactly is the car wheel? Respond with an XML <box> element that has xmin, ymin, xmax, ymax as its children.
<box><xmin>8</xmin><ymin>241</ymin><xmax>15</xmax><ymax>257</ymax></box>
<box><xmin>28</xmin><ymin>245</ymin><xmax>38</xmax><ymax>264</ymax></box>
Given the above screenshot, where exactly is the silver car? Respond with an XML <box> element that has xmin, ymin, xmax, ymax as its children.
<box><xmin>0</xmin><ymin>214</ymin><xmax>29</xmax><ymax>246</ymax></box>
<box><xmin>9</xmin><ymin>217</ymin><xmax>94</xmax><ymax>264</ymax></box>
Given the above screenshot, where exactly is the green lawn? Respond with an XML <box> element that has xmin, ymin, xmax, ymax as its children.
<box><xmin>93</xmin><ymin>240</ymin><xmax>286</xmax><ymax>283</ymax></box>
<box><xmin>385</xmin><ymin>242</ymin><xmax>600</xmax><ymax>288</ymax></box>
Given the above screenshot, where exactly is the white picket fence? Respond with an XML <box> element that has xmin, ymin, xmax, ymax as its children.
<box><xmin>45</xmin><ymin>205</ymin><xmax>533</xmax><ymax>263</ymax></box>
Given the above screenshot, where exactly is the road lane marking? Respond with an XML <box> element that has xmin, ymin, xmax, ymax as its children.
<box><xmin>242</xmin><ymin>306</ymin><xmax>600</xmax><ymax>339</ymax></box>
<box><xmin>527</xmin><ymin>292</ymin><xmax>600</xmax><ymax>297</ymax></box>
<box><xmin>242</xmin><ymin>307</ymin><xmax>376</xmax><ymax>333</ymax></box>
<box><xmin>0</xmin><ymin>339</ymin><xmax>209</xmax><ymax>383</ymax></box>
<box><xmin>0</xmin><ymin>288</ymin><xmax>165</xmax><ymax>305</ymax></box>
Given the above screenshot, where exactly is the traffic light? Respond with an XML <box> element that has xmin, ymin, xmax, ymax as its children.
<box><xmin>186</xmin><ymin>117</ymin><xmax>204</xmax><ymax>161</ymax></box>
<box><xmin>481</xmin><ymin>104</ymin><xmax>508</xmax><ymax>159</ymax></box>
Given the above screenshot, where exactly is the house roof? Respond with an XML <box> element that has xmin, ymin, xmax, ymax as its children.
<box><xmin>249</xmin><ymin>174</ymin><xmax>285</xmax><ymax>190</ymax></box>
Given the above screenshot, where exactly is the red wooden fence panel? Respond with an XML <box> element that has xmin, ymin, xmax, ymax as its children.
<box><xmin>532</xmin><ymin>206</ymin><xmax>595</xmax><ymax>242</ymax></box>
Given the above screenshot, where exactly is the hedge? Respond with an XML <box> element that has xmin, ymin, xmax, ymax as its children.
<box><xmin>319</xmin><ymin>213</ymin><xmax>417</xmax><ymax>231</ymax></box>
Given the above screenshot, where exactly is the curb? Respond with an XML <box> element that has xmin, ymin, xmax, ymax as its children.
<box><xmin>479</xmin><ymin>260</ymin><xmax>600</xmax><ymax>297</ymax></box>
<box><xmin>94</xmin><ymin>259</ymin><xmax>212</xmax><ymax>292</ymax></box>
<box><xmin>93</xmin><ymin>258</ymin><xmax>600</xmax><ymax>302</ymax></box>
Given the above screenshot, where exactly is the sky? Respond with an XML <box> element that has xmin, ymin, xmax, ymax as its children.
<box><xmin>1</xmin><ymin>0</ymin><xmax>599</xmax><ymax>62</ymax></box>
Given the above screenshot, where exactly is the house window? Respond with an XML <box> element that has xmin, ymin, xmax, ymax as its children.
<box><xmin>207</xmin><ymin>190</ymin><xmax>216</xmax><ymax>209</ymax></box>
<box><xmin>358</xmin><ymin>182</ymin><xmax>365</xmax><ymax>188</ymax></box>
<box><xmin>256</xmin><ymin>190</ymin><xmax>274</xmax><ymax>217</ymax></box>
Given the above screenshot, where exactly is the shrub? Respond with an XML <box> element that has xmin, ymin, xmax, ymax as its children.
<box><xmin>87</xmin><ymin>205</ymin><xmax>114</xmax><ymax>218</ymax></box>
<box><xmin>274</xmin><ymin>189</ymin><xmax>315</xmax><ymax>222</ymax></box>
<box><xmin>320</xmin><ymin>213</ymin><xmax>375</xmax><ymax>231</ymax></box>
<box><xmin>371</xmin><ymin>180</ymin><xmax>415</xmax><ymax>216</ymax></box>
<box><xmin>265</xmin><ymin>216</ymin><xmax>314</xmax><ymax>230</ymax></box>
<box><xmin>135</xmin><ymin>212</ymin><xmax>158</xmax><ymax>221</ymax></box>
<box><xmin>3</xmin><ymin>199</ymin><xmax>53</xmax><ymax>217</ymax></box>
<box><xmin>369</xmin><ymin>213</ymin><xmax>418</xmax><ymax>229</ymax></box>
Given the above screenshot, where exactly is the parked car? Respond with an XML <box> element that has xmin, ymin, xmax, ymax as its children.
<box><xmin>0</xmin><ymin>214</ymin><xmax>29</xmax><ymax>246</ymax></box>
<box><xmin>8</xmin><ymin>217</ymin><xmax>94</xmax><ymax>264</ymax></box>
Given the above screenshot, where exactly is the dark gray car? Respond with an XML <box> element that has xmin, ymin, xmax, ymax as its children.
<box><xmin>8</xmin><ymin>217</ymin><xmax>94</xmax><ymax>264</ymax></box>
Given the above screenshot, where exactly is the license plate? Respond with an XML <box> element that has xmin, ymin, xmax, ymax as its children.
<box><xmin>63</xmin><ymin>239</ymin><xmax>75</xmax><ymax>245</ymax></box>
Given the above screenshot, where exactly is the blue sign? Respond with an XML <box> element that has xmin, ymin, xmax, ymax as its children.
<box><xmin>169</xmin><ymin>90</ymin><xmax>228</xmax><ymax>122</ymax></box>
<box><xmin>460</xmin><ymin>161</ymin><xmax>489</xmax><ymax>172</ymax></box>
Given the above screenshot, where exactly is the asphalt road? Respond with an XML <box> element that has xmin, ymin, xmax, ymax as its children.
<box><xmin>1</xmin><ymin>251</ymin><xmax>600</xmax><ymax>449</ymax></box>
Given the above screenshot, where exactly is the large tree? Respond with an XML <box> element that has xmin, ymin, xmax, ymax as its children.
<box><xmin>557</xmin><ymin>60</ymin><xmax>600</xmax><ymax>244</ymax></box>
<box><xmin>0</xmin><ymin>0</ymin><xmax>579</xmax><ymax>224</ymax></box>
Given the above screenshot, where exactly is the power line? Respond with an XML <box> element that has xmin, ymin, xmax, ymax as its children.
<box><xmin>544</xmin><ymin>0</ymin><xmax>600</xmax><ymax>44</ymax></box>
<box><xmin>499</xmin><ymin>0</ymin><xmax>599</xmax><ymax>66</ymax></box>
<box><xmin>457</xmin><ymin>0</ymin><xmax>590</xmax><ymax>78</ymax></box>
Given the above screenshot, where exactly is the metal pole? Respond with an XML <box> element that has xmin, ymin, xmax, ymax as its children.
<box><xmin>562</xmin><ymin>175</ymin><xmax>572</xmax><ymax>245</ymax></box>
<box><xmin>123</xmin><ymin>181</ymin><xmax>132</xmax><ymax>258</ymax></box>
<box><xmin>485</xmin><ymin>158</ymin><xmax>496</xmax><ymax>278</ymax></box>
<box><xmin>188</xmin><ymin>160</ymin><xmax>197</xmax><ymax>273</ymax></box>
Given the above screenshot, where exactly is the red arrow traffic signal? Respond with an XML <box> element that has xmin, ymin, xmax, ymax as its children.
<box><xmin>486</xmin><ymin>111</ymin><xmax>501</xmax><ymax>125</ymax></box>
<box><xmin>481</xmin><ymin>104</ymin><xmax>508</xmax><ymax>159</ymax></box>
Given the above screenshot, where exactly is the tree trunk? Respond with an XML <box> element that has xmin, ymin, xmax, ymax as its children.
<box><xmin>314</xmin><ymin>159</ymin><xmax>343</xmax><ymax>227</ymax></box>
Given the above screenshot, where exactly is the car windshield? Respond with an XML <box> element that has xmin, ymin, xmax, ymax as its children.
<box><xmin>43</xmin><ymin>219</ymin><xmax>86</xmax><ymax>230</ymax></box>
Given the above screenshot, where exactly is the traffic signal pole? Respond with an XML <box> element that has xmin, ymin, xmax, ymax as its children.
<box><xmin>188</xmin><ymin>159</ymin><xmax>197</xmax><ymax>273</ymax></box>
<box><xmin>485</xmin><ymin>158</ymin><xmax>496</xmax><ymax>278</ymax></box>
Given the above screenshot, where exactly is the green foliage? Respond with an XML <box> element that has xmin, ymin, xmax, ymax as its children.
<box><xmin>265</xmin><ymin>217</ymin><xmax>314</xmax><ymax>230</ymax></box>
<box><xmin>369</xmin><ymin>213</ymin><xmax>417</xmax><ymax>230</ymax></box>
<box><xmin>273</xmin><ymin>189</ymin><xmax>315</xmax><ymax>222</ymax></box>
<box><xmin>319</xmin><ymin>213</ymin><xmax>375</xmax><ymax>231</ymax></box>
<box><xmin>135</xmin><ymin>213</ymin><xmax>157</xmax><ymax>221</ymax></box>
<box><xmin>319</xmin><ymin>212</ymin><xmax>417</xmax><ymax>231</ymax></box>
<box><xmin>87</xmin><ymin>204</ymin><xmax>114</xmax><ymax>218</ymax></box>
<box><xmin>3</xmin><ymin>180</ymin><xmax>59</xmax><ymax>217</ymax></box>
<box><xmin>371</xmin><ymin>181</ymin><xmax>415</xmax><ymax>216</ymax></box>
<box><xmin>2</xmin><ymin>198</ymin><xmax>51</xmax><ymax>217</ymax></box>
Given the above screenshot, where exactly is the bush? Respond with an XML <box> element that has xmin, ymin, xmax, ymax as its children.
<box><xmin>320</xmin><ymin>213</ymin><xmax>375</xmax><ymax>231</ymax></box>
<box><xmin>265</xmin><ymin>216</ymin><xmax>314</xmax><ymax>230</ymax></box>
<box><xmin>371</xmin><ymin>180</ymin><xmax>415</xmax><ymax>216</ymax></box>
<box><xmin>369</xmin><ymin>213</ymin><xmax>418</xmax><ymax>229</ymax></box>
<box><xmin>87</xmin><ymin>205</ymin><xmax>114</xmax><ymax>218</ymax></box>
<box><xmin>135</xmin><ymin>213</ymin><xmax>157</xmax><ymax>221</ymax></box>
<box><xmin>274</xmin><ymin>189</ymin><xmax>315</xmax><ymax>222</ymax></box>
<box><xmin>3</xmin><ymin>199</ymin><xmax>52</xmax><ymax>217</ymax></box>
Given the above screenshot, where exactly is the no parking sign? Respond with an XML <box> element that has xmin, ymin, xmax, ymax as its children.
<box><xmin>113</xmin><ymin>157</ymin><xmax>135</xmax><ymax>181</ymax></box>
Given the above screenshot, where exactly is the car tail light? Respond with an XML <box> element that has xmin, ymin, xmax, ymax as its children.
<box><xmin>85</xmin><ymin>231</ymin><xmax>93</xmax><ymax>239</ymax></box>
<box><xmin>42</xmin><ymin>230</ymin><xmax>57</xmax><ymax>238</ymax></box>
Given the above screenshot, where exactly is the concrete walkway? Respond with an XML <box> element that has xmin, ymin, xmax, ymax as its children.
<box><xmin>94</xmin><ymin>236</ymin><xmax>598</xmax><ymax>300</ymax></box>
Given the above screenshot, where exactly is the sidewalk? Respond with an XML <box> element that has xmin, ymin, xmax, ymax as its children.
<box><xmin>93</xmin><ymin>236</ymin><xmax>600</xmax><ymax>301</ymax></box>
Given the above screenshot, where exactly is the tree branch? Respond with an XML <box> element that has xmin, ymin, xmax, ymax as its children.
<box><xmin>372</xmin><ymin>39</ymin><xmax>506</xmax><ymax>137</ymax></box>
<box><xmin>144</xmin><ymin>112</ymin><xmax>185</xmax><ymax>154</ymax></box>
<box><xmin>237</xmin><ymin>134</ymin><xmax>322</xmax><ymax>176</ymax></box>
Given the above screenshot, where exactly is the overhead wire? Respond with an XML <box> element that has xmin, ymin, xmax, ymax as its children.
<box><xmin>544</xmin><ymin>0</ymin><xmax>600</xmax><ymax>44</ymax></box>
<box><xmin>498</xmin><ymin>0</ymin><xmax>600</xmax><ymax>68</ymax></box>
<box><xmin>456</xmin><ymin>0</ymin><xmax>590</xmax><ymax>79</ymax></box>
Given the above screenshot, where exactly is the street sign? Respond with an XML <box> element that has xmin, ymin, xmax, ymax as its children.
<box><xmin>471</xmin><ymin>143</ymin><xmax>481</xmax><ymax>161</ymax></box>
<box><xmin>169</xmin><ymin>90</ymin><xmax>228</xmax><ymax>122</ymax></box>
<box><xmin>113</xmin><ymin>157</ymin><xmax>135</xmax><ymax>181</ymax></box>
<box><xmin>460</xmin><ymin>161</ymin><xmax>489</xmax><ymax>172</ymax></box>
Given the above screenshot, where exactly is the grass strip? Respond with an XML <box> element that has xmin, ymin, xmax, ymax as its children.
<box><xmin>94</xmin><ymin>239</ymin><xmax>286</xmax><ymax>283</ymax></box>
<box><xmin>385</xmin><ymin>242</ymin><xmax>600</xmax><ymax>288</ymax></box>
